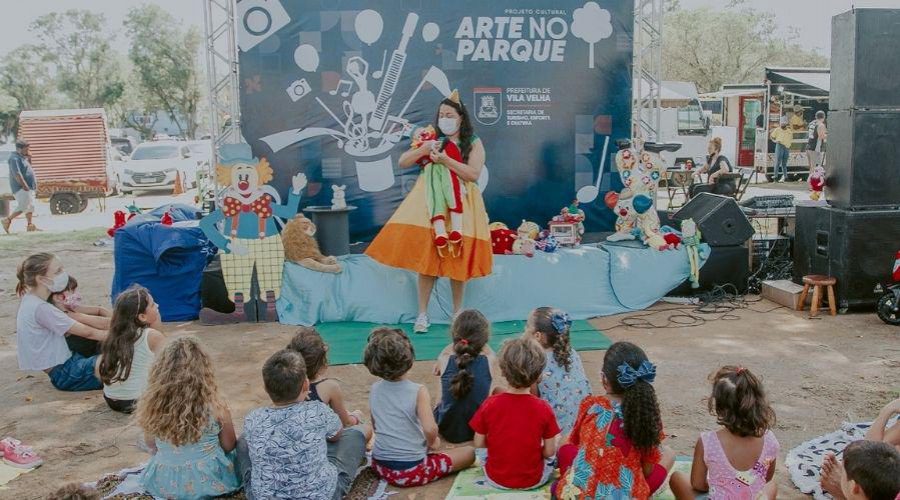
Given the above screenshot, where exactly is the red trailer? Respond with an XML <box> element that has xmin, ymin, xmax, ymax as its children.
<box><xmin>18</xmin><ymin>108</ymin><xmax>114</xmax><ymax>214</ymax></box>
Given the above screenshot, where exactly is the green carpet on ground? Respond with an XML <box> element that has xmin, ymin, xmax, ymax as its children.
<box><xmin>314</xmin><ymin>320</ymin><xmax>612</xmax><ymax>365</ymax></box>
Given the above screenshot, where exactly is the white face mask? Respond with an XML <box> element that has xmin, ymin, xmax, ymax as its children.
<box><xmin>438</xmin><ymin>117</ymin><xmax>459</xmax><ymax>136</ymax></box>
<box><xmin>44</xmin><ymin>272</ymin><xmax>70</xmax><ymax>293</ymax></box>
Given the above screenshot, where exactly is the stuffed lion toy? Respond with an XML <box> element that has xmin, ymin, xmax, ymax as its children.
<box><xmin>281</xmin><ymin>214</ymin><xmax>342</xmax><ymax>273</ymax></box>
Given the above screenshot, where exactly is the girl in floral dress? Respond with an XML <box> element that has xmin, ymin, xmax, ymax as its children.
<box><xmin>137</xmin><ymin>337</ymin><xmax>240</xmax><ymax>499</ymax></box>
<box><xmin>554</xmin><ymin>341</ymin><xmax>674</xmax><ymax>499</ymax></box>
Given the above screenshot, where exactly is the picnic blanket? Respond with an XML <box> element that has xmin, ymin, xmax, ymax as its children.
<box><xmin>785</xmin><ymin>417</ymin><xmax>899</xmax><ymax>499</ymax></box>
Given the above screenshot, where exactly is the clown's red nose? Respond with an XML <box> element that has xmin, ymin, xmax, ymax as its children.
<box><xmin>238</xmin><ymin>180</ymin><xmax>250</xmax><ymax>190</ymax></box>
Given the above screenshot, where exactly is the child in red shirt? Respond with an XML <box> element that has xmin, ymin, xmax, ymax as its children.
<box><xmin>470</xmin><ymin>338</ymin><xmax>560</xmax><ymax>489</ymax></box>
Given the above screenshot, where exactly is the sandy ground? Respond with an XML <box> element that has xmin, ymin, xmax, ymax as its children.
<box><xmin>1</xmin><ymin>181</ymin><xmax>897</xmax><ymax>499</ymax></box>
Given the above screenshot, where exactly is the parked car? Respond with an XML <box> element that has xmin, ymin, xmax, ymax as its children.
<box><xmin>115</xmin><ymin>141</ymin><xmax>196</xmax><ymax>195</ymax></box>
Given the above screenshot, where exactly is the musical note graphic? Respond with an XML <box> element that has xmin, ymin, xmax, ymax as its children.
<box><xmin>372</xmin><ymin>50</ymin><xmax>388</xmax><ymax>79</ymax></box>
<box><xmin>329</xmin><ymin>79</ymin><xmax>353</xmax><ymax>97</ymax></box>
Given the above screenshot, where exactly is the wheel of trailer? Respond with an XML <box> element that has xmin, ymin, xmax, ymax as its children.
<box><xmin>49</xmin><ymin>193</ymin><xmax>81</xmax><ymax>215</ymax></box>
<box><xmin>78</xmin><ymin>195</ymin><xmax>89</xmax><ymax>212</ymax></box>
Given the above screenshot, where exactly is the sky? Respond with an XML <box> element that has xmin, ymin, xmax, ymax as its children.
<box><xmin>0</xmin><ymin>0</ymin><xmax>898</xmax><ymax>57</ymax></box>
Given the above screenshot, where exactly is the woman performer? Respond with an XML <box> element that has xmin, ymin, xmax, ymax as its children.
<box><xmin>366</xmin><ymin>90</ymin><xmax>492</xmax><ymax>333</ymax></box>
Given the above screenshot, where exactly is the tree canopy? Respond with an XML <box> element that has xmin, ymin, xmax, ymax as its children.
<box><xmin>662</xmin><ymin>1</ymin><xmax>829</xmax><ymax>92</ymax></box>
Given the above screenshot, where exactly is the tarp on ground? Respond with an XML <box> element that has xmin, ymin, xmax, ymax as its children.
<box><xmin>111</xmin><ymin>204</ymin><xmax>217</xmax><ymax>321</ymax></box>
<box><xmin>278</xmin><ymin>242</ymin><xmax>710</xmax><ymax>326</ymax></box>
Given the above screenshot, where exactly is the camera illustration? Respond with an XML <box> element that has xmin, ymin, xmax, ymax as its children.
<box><xmin>236</xmin><ymin>0</ymin><xmax>291</xmax><ymax>52</ymax></box>
<box><xmin>286</xmin><ymin>78</ymin><xmax>312</xmax><ymax>102</ymax></box>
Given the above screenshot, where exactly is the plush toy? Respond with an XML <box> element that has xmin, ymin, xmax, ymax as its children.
<box><xmin>808</xmin><ymin>165</ymin><xmax>825</xmax><ymax>201</ymax></box>
<box><xmin>605</xmin><ymin>189</ymin><xmax>637</xmax><ymax>241</ymax></box>
<box><xmin>107</xmin><ymin>210</ymin><xmax>127</xmax><ymax>237</ymax></box>
<box><xmin>491</xmin><ymin>226</ymin><xmax>518</xmax><ymax>255</ymax></box>
<box><xmin>518</xmin><ymin>220</ymin><xmax>540</xmax><ymax>240</ymax></box>
<box><xmin>331</xmin><ymin>184</ymin><xmax>347</xmax><ymax>209</ymax></box>
<box><xmin>282</xmin><ymin>214</ymin><xmax>341</xmax><ymax>273</ymax></box>
<box><xmin>412</xmin><ymin>122</ymin><xmax>465</xmax><ymax>257</ymax></box>
<box><xmin>488</xmin><ymin>221</ymin><xmax>508</xmax><ymax>232</ymax></box>
<box><xmin>512</xmin><ymin>237</ymin><xmax>536</xmax><ymax>257</ymax></box>
<box><xmin>681</xmin><ymin>218</ymin><xmax>702</xmax><ymax>288</ymax></box>
<box><xmin>535</xmin><ymin>229</ymin><xmax>559</xmax><ymax>253</ymax></box>
<box><xmin>663</xmin><ymin>232</ymin><xmax>682</xmax><ymax>250</ymax></box>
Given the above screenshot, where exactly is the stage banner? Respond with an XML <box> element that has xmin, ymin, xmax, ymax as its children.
<box><xmin>237</xmin><ymin>0</ymin><xmax>633</xmax><ymax>240</ymax></box>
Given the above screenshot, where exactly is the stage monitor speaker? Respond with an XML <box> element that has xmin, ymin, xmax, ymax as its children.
<box><xmin>830</xmin><ymin>8</ymin><xmax>900</xmax><ymax>110</ymax></box>
<box><xmin>669</xmin><ymin>245</ymin><xmax>749</xmax><ymax>295</ymax></box>
<box><xmin>825</xmin><ymin>110</ymin><xmax>900</xmax><ymax>209</ymax></box>
<box><xmin>793</xmin><ymin>204</ymin><xmax>900</xmax><ymax>309</ymax></box>
<box><xmin>672</xmin><ymin>193</ymin><xmax>754</xmax><ymax>246</ymax></box>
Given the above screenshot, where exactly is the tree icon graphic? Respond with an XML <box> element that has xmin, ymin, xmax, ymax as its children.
<box><xmin>572</xmin><ymin>2</ymin><xmax>614</xmax><ymax>69</ymax></box>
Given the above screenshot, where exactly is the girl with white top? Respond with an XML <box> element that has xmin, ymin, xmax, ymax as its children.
<box><xmin>16</xmin><ymin>253</ymin><xmax>108</xmax><ymax>392</ymax></box>
<box><xmin>97</xmin><ymin>285</ymin><xmax>166</xmax><ymax>413</ymax></box>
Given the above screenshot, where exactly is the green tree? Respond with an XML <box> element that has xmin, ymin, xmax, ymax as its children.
<box><xmin>662</xmin><ymin>1</ymin><xmax>828</xmax><ymax>93</ymax></box>
<box><xmin>124</xmin><ymin>4</ymin><xmax>203</xmax><ymax>139</ymax></box>
<box><xmin>0</xmin><ymin>45</ymin><xmax>55</xmax><ymax>110</ymax></box>
<box><xmin>30</xmin><ymin>9</ymin><xmax>125</xmax><ymax>108</ymax></box>
<box><xmin>0</xmin><ymin>45</ymin><xmax>56</xmax><ymax>137</ymax></box>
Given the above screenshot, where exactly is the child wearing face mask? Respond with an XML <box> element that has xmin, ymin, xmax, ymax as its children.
<box><xmin>16</xmin><ymin>253</ymin><xmax>108</xmax><ymax>392</ymax></box>
<box><xmin>47</xmin><ymin>276</ymin><xmax>112</xmax><ymax>357</ymax></box>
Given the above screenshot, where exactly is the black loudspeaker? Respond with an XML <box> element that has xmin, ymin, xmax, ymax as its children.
<box><xmin>672</xmin><ymin>193</ymin><xmax>754</xmax><ymax>246</ymax></box>
<box><xmin>830</xmin><ymin>9</ymin><xmax>900</xmax><ymax>110</ymax></box>
<box><xmin>669</xmin><ymin>245</ymin><xmax>749</xmax><ymax>295</ymax></box>
<box><xmin>793</xmin><ymin>204</ymin><xmax>900</xmax><ymax>309</ymax></box>
<box><xmin>825</xmin><ymin>110</ymin><xmax>900</xmax><ymax>209</ymax></box>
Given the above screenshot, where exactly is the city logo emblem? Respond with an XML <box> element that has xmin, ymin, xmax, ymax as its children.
<box><xmin>473</xmin><ymin>87</ymin><xmax>503</xmax><ymax>125</ymax></box>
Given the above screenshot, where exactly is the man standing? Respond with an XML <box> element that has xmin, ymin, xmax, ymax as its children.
<box><xmin>770</xmin><ymin>115</ymin><xmax>792</xmax><ymax>182</ymax></box>
<box><xmin>806</xmin><ymin>110</ymin><xmax>827</xmax><ymax>176</ymax></box>
<box><xmin>2</xmin><ymin>140</ymin><xmax>38</xmax><ymax>233</ymax></box>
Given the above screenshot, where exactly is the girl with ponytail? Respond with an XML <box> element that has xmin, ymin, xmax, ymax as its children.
<box><xmin>433</xmin><ymin>309</ymin><xmax>496</xmax><ymax>443</ymax></box>
<box><xmin>526</xmin><ymin>307</ymin><xmax>592</xmax><ymax>437</ymax></box>
<box><xmin>553</xmin><ymin>341</ymin><xmax>674</xmax><ymax>499</ymax></box>
<box><xmin>669</xmin><ymin>366</ymin><xmax>779</xmax><ymax>499</ymax></box>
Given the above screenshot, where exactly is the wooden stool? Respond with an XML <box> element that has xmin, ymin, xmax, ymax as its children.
<box><xmin>798</xmin><ymin>275</ymin><xmax>837</xmax><ymax>317</ymax></box>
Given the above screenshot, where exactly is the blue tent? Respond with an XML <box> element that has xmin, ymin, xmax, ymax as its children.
<box><xmin>111</xmin><ymin>204</ymin><xmax>217</xmax><ymax>321</ymax></box>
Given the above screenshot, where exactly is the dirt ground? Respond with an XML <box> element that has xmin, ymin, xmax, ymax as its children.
<box><xmin>1</xmin><ymin>231</ymin><xmax>898</xmax><ymax>499</ymax></box>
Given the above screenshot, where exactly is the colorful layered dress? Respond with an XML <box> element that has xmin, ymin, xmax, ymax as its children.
<box><xmin>366</xmin><ymin>136</ymin><xmax>492</xmax><ymax>282</ymax></box>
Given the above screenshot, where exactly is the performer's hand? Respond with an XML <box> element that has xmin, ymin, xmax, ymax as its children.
<box><xmin>430</xmin><ymin>148</ymin><xmax>449</xmax><ymax>164</ymax></box>
<box><xmin>229</xmin><ymin>240</ymin><xmax>250</xmax><ymax>256</ymax></box>
<box><xmin>291</xmin><ymin>172</ymin><xmax>308</xmax><ymax>194</ymax></box>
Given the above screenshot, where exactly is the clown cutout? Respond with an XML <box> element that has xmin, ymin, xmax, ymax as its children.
<box><xmin>199</xmin><ymin>144</ymin><xmax>307</xmax><ymax>323</ymax></box>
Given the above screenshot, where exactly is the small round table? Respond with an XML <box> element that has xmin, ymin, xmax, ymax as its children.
<box><xmin>303</xmin><ymin>206</ymin><xmax>357</xmax><ymax>256</ymax></box>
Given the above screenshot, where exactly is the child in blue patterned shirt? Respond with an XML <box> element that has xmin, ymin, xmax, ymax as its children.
<box><xmin>525</xmin><ymin>307</ymin><xmax>592</xmax><ymax>439</ymax></box>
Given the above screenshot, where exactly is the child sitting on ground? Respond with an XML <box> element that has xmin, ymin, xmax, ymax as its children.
<box><xmin>16</xmin><ymin>253</ymin><xmax>107</xmax><ymax>395</ymax></box>
<box><xmin>525</xmin><ymin>307</ymin><xmax>591</xmax><ymax>439</ymax></box>
<box><xmin>555</xmin><ymin>341</ymin><xmax>675</xmax><ymax>499</ymax></box>
<box><xmin>136</xmin><ymin>336</ymin><xmax>241</xmax><ymax>498</ymax></box>
<box><xmin>239</xmin><ymin>349</ymin><xmax>369</xmax><ymax>500</ymax></box>
<box><xmin>669</xmin><ymin>365</ymin><xmax>779</xmax><ymax>500</ymax></box>
<box><xmin>365</xmin><ymin>327</ymin><xmax>475</xmax><ymax>487</ymax></box>
<box><xmin>831</xmin><ymin>440</ymin><xmax>900</xmax><ymax>500</ymax></box>
<box><xmin>287</xmin><ymin>327</ymin><xmax>374</xmax><ymax>440</ymax></box>
<box><xmin>433</xmin><ymin>309</ymin><xmax>498</xmax><ymax>443</ymax></box>
<box><xmin>470</xmin><ymin>337</ymin><xmax>561</xmax><ymax>490</ymax></box>
<box><xmin>97</xmin><ymin>285</ymin><xmax>166</xmax><ymax>413</ymax></box>
<box><xmin>47</xmin><ymin>276</ymin><xmax>110</xmax><ymax>357</ymax></box>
